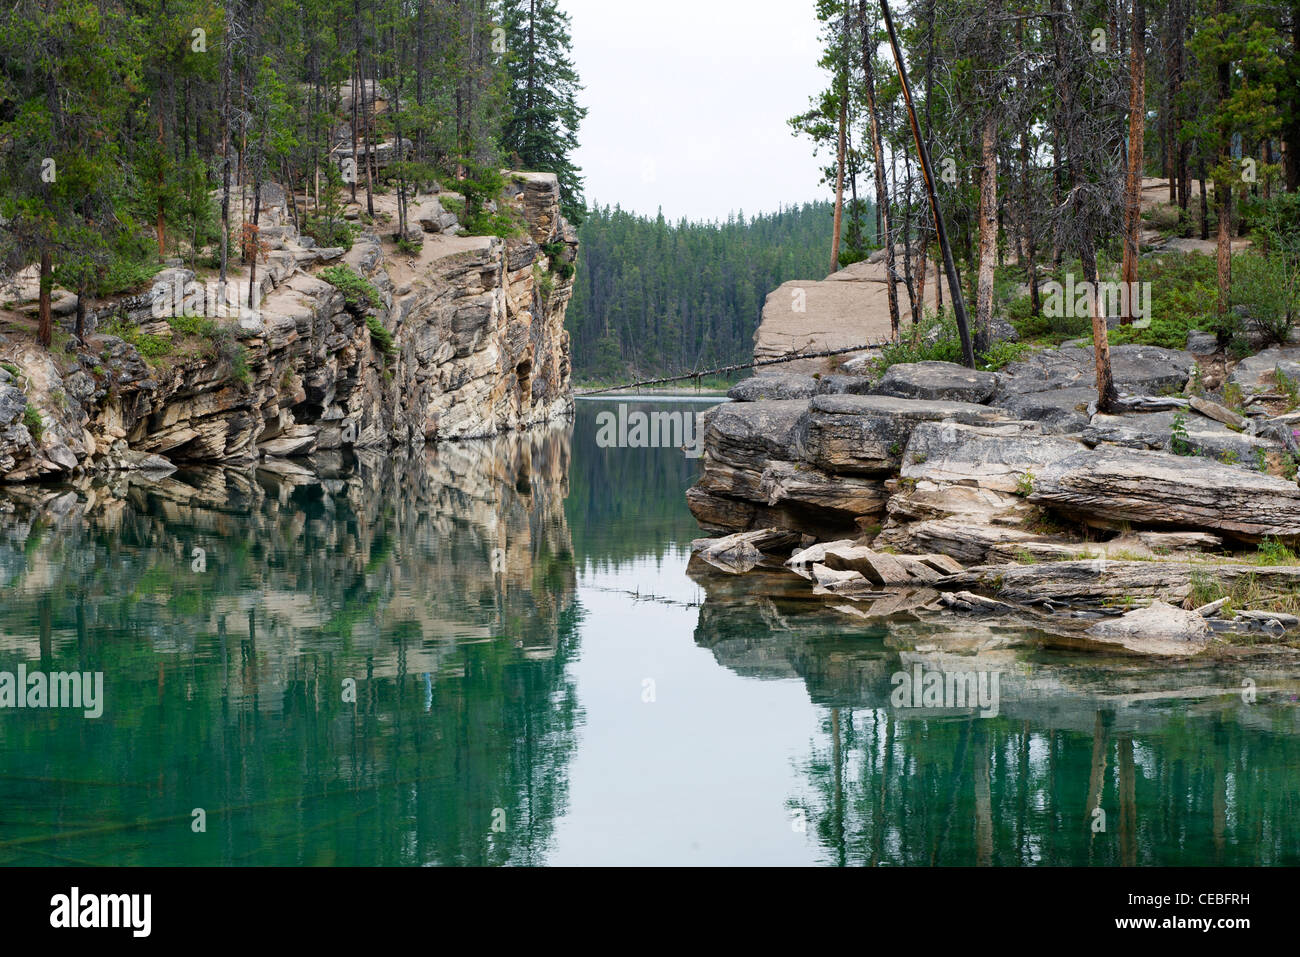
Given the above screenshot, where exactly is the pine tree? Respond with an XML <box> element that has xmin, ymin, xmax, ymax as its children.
<box><xmin>501</xmin><ymin>0</ymin><xmax>588</xmax><ymax>222</ymax></box>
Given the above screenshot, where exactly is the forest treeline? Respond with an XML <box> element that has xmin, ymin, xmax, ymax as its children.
<box><xmin>567</xmin><ymin>201</ymin><xmax>868</xmax><ymax>382</ymax></box>
<box><xmin>794</xmin><ymin>0</ymin><xmax>1299</xmax><ymax>405</ymax></box>
<box><xmin>0</xmin><ymin>0</ymin><xmax>584</xmax><ymax>347</ymax></box>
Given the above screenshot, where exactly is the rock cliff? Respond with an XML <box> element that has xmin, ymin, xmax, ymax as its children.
<box><xmin>0</xmin><ymin>171</ymin><xmax>577</xmax><ymax>482</ymax></box>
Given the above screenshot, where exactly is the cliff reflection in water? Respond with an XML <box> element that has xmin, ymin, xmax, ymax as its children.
<box><xmin>3</xmin><ymin>396</ymin><xmax>1299</xmax><ymax>866</ymax></box>
<box><xmin>0</xmin><ymin>429</ymin><xmax>580</xmax><ymax>866</ymax></box>
<box><xmin>691</xmin><ymin>565</ymin><xmax>1300</xmax><ymax>867</ymax></box>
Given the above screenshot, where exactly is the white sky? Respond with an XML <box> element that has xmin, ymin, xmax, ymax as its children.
<box><xmin>561</xmin><ymin>0</ymin><xmax>831</xmax><ymax>223</ymax></box>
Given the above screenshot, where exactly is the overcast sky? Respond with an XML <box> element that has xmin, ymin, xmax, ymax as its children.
<box><xmin>561</xmin><ymin>0</ymin><xmax>830</xmax><ymax>223</ymax></box>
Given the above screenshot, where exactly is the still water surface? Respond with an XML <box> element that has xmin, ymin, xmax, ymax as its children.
<box><xmin>0</xmin><ymin>398</ymin><xmax>1296</xmax><ymax>865</ymax></box>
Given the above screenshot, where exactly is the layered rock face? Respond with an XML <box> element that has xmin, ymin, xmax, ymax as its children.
<box><xmin>690</xmin><ymin>348</ymin><xmax>1300</xmax><ymax>653</ymax></box>
<box><xmin>694</xmin><ymin>346</ymin><xmax>1300</xmax><ymax>553</ymax></box>
<box><xmin>0</xmin><ymin>171</ymin><xmax>576</xmax><ymax>482</ymax></box>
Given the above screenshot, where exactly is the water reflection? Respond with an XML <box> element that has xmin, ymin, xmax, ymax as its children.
<box><xmin>0</xmin><ymin>398</ymin><xmax>1297</xmax><ymax>866</ymax></box>
<box><xmin>0</xmin><ymin>432</ymin><xmax>580</xmax><ymax>865</ymax></box>
<box><xmin>689</xmin><ymin>563</ymin><xmax>1300</xmax><ymax>866</ymax></box>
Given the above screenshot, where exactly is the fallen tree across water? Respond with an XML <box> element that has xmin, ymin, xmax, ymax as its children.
<box><xmin>575</xmin><ymin>341</ymin><xmax>890</xmax><ymax>396</ymax></box>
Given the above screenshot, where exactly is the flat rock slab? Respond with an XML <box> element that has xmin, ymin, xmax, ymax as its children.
<box><xmin>1086</xmin><ymin>600</ymin><xmax>1211</xmax><ymax>656</ymax></box>
<box><xmin>727</xmin><ymin>373</ymin><xmax>819</xmax><ymax>402</ymax></box>
<box><xmin>1228</xmin><ymin>346</ymin><xmax>1300</xmax><ymax>394</ymax></box>
<box><xmin>944</xmin><ymin>559</ymin><xmax>1300</xmax><ymax>605</ymax></box>
<box><xmin>995</xmin><ymin>344</ymin><xmax>1193</xmax><ymax>398</ymax></box>
<box><xmin>1083</xmin><ymin>409</ymin><xmax>1274</xmax><ymax>464</ymax></box>
<box><xmin>1029</xmin><ymin>446</ymin><xmax>1300</xmax><ymax>541</ymax></box>
<box><xmin>991</xmin><ymin>385</ymin><xmax>1097</xmax><ymax>434</ymax></box>
<box><xmin>872</xmin><ymin>360</ymin><xmax>998</xmax><ymax>404</ymax></box>
<box><xmin>799</xmin><ymin>394</ymin><xmax>1009</xmax><ymax>475</ymax></box>
<box><xmin>901</xmin><ymin>421</ymin><xmax>1084</xmax><ymax>495</ymax></box>
<box><xmin>819</xmin><ymin>544</ymin><xmax>913</xmax><ymax>585</ymax></box>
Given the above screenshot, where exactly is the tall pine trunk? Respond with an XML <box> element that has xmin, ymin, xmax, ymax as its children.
<box><xmin>37</xmin><ymin>249</ymin><xmax>53</xmax><ymax>349</ymax></box>
<box><xmin>975</xmin><ymin>111</ymin><xmax>997</xmax><ymax>352</ymax></box>
<box><xmin>830</xmin><ymin>2</ymin><xmax>849</xmax><ymax>274</ymax></box>
<box><xmin>859</xmin><ymin>0</ymin><xmax>900</xmax><ymax>340</ymax></box>
<box><xmin>1121</xmin><ymin>0</ymin><xmax>1146</xmax><ymax>324</ymax></box>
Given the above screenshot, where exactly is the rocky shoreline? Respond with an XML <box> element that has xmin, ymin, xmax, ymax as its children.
<box><xmin>0</xmin><ymin>172</ymin><xmax>577</xmax><ymax>482</ymax></box>
<box><xmin>688</xmin><ymin>344</ymin><xmax>1300</xmax><ymax>657</ymax></box>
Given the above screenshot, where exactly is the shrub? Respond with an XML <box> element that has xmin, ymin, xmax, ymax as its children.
<box><xmin>22</xmin><ymin>404</ymin><xmax>43</xmax><ymax>443</ymax></box>
<box><xmin>1109</xmin><ymin>253</ymin><xmax>1221</xmax><ymax>349</ymax></box>
<box><xmin>1256</xmin><ymin>536</ymin><xmax>1298</xmax><ymax>566</ymax></box>
<box><xmin>100</xmin><ymin>256</ymin><xmax>164</xmax><ymax>297</ymax></box>
<box><xmin>365</xmin><ymin>314</ymin><xmax>396</xmax><ymax>359</ymax></box>
<box><xmin>304</xmin><ymin>216</ymin><xmax>355</xmax><ymax>251</ymax></box>
<box><xmin>1232</xmin><ymin>252</ymin><xmax>1299</xmax><ymax>346</ymax></box>
<box><xmin>320</xmin><ymin>265</ymin><xmax>382</xmax><ymax>312</ymax></box>
<box><xmin>100</xmin><ymin>318</ymin><xmax>173</xmax><ymax>361</ymax></box>
<box><xmin>166</xmin><ymin>314</ymin><xmax>219</xmax><ymax>339</ymax></box>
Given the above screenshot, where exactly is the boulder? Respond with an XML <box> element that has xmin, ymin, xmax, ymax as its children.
<box><xmin>818</xmin><ymin>544</ymin><xmax>912</xmax><ymax>585</ymax></box>
<box><xmin>691</xmin><ymin>528</ymin><xmax>801</xmax><ymax>573</ymax></box>
<box><xmin>814</xmin><ymin>374</ymin><xmax>876</xmax><ymax>396</ymax></box>
<box><xmin>726</xmin><ymin>373</ymin><xmax>818</xmax><ymax>402</ymax></box>
<box><xmin>994</xmin><ymin>344</ymin><xmax>1193</xmax><ymax>400</ymax></box>
<box><xmin>1228</xmin><ymin>346</ymin><xmax>1300</xmax><ymax>395</ymax></box>
<box><xmin>752</xmin><ymin>276</ymin><xmax>933</xmax><ymax>373</ymax></box>
<box><xmin>1085</xmin><ymin>601</ymin><xmax>1211</xmax><ymax>656</ymax></box>
<box><xmin>871</xmin><ymin>360</ymin><xmax>998</xmax><ymax>404</ymax></box>
<box><xmin>1186</xmin><ymin>330</ymin><xmax>1219</xmax><ymax>355</ymax></box>
<box><xmin>1188</xmin><ymin>395</ymin><xmax>1248</xmax><ymax>430</ymax></box>
<box><xmin>1029</xmin><ymin>446</ymin><xmax>1300</xmax><ymax>542</ymax></box>
<box><xmin>698</xmin><ymin>399</ymin><xmax>808</xmax><ymax>471</ymax></box>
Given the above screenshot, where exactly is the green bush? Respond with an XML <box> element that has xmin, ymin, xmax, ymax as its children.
<box><xmin>873</xmin><ymin>313</ymin><xmax>964</xmax><ymax>372</ymax></box>
<box><xmin>22</xmin><ymin>404</ymin><xmax>43</xmax><ymax>443</ymax></box>
<box><xmin>1109</xmin><ymin>253</ymin><xmax>1222</xmax><ymax>350</ymax></box>
<box><xmin>320</xmin><ymin>265</ymin><xmax>382</xmax><ymax>312</ymax></box>
<box><xmin>365</xmin><ymin>314</ymin><xmax>396</xmax><ymax>359</ymax></box>
<box><xmin>166</xmin><ymin>314</ymin><xmax>219</xmax><ymax>339</ymax></box>
<box><xmin>979</xmin><ymin>339</ymin><xmax>1032</xmax><ymax>371</ymax></box>
<box><xmin>304</xmin><ymin>216</ymin><xmax>355</xmax><ymax>251</ymax></box>
<box><xmin>100</xmin><ymin>318</ymin><xmax>172</xmax><ymax>361</ymax></box>
<box><xmin>873</xmin><ymin>311</ymin><xmax>1031</xmax><ymax>374</ymax></box>
<box><xmin>1232</xmin><ymin>252</ymin><xmax>1299</xmax><ymax>346</ymax></box>
<box><xmin>100</xmin><ymin>256</ymin><xmax>164</xmax><ymax>297</ymax></box>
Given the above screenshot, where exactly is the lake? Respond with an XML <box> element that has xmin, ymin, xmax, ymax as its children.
<box><xmin>0</xmin><ymin>398</ymin><xmax>1296</xmax><ymax>866</ymax></box>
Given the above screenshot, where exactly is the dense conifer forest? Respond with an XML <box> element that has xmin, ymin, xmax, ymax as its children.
<box><xmin>566</xmin><ymin>200</ymin><xmax>871</xmax><ymax>381</ymax></box>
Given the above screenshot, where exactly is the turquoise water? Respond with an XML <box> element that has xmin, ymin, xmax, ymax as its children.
<box><xmin>0</xmin><ymin>398</ymin><xmax>1296</xmax><ymax>866</ymax></box>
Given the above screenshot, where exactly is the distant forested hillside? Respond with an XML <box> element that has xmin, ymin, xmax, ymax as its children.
<box><xmin>567</xmin><ymin>201</ymin><xmax>868</xmax><ymax>382</ymax></box>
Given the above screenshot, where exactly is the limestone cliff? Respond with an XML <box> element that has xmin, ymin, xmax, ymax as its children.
<box><xmin>0</xmin><ymin>171</ymin><xmax>576</xmax><ymax>482</ymax></box>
